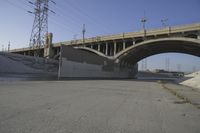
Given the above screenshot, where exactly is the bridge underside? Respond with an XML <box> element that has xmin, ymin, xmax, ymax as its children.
<box><xmin>118</xmin><ymin>39</ymin><xmax>200</xmax><ymax>65</ymax></box>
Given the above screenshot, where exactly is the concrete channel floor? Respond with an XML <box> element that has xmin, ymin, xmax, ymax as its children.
<box><xmin>0</xmin><ymin>80</ymin><xmax>200</xmax><ymax>133</ymax></box>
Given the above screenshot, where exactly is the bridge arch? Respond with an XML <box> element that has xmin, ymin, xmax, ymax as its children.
<box><xmin>115</xmin><ymin>37</ymin><xmax>200</xmax><ymax>65</ymax></box>
<box><xmin>75</xmin><ymin>46</ymin><xmax>113</xmax><ymax>59</ymax></box>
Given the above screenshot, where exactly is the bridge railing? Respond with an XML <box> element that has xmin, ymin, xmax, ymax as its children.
<box><xmin>80</xmin><ymin>23</ymin><xmax>200</xmax><ymax>44</ymax></box>
<box><xmin>146</xmin><ymin>23</ymin><xmax>200</xmax><ymax>35</ymax></box>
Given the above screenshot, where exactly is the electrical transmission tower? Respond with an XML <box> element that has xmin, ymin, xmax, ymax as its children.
<box><xmin>28</xmin><ymin>0</ymin><xmax>55</xmax><ymax>56</ymax></box>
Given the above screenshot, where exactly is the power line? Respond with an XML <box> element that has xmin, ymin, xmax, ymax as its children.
<box><xmin>63</xmin><ymin>0</ymin><xmax>113</xmax><ymax>34</ymax></box>
<box><xmin>5</xmin><ymin>0</ymin><xmax>29</xmax><ymax>12</ymax></box>
<box><xmin>50</xmin><ymin>4</ymin><xmax>82</xmax><ymax>28</ymax></box>
<box><xmin>48</xmin><ymin>16</ymin><xmax>77</xmax><ymax>34</ymax></box>
<box><xmin>35</xmin><ymin>1</ymin><xmax>95</xmax><ymax>38</ymax></box>
<box><xmin>12</xmin><ymin>0</ymin><xmax>80</xmax><ymax>39</ymax></box>
<box><xmin>20</xmin><ymin>0</ymin><xmax>77</xmax><ymax>35</ymax></box>
<box><xmin>5</xmin><ymin>0</ymin><xmax>114</xmax><ymax>46</ymax></box>
<box><xmin>49</xmin><ymin>2</ymin><xmax>95</xmax><ymax>37</ymax></box>
<box><xmin>49</xmin><ymin>5</ymin><xmax>87</xmax><ymax>35</ymax></box>
<box><xmin>19</xmin><ymin>0</ymin><xmax>34</xmax><ymax>9</ymax></box>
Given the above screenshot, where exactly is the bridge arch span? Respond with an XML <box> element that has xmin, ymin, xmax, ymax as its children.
<box><xmin>115</xmin><ymin>37</ymin><xmax>200</xmax><ymax>65</ymax></box>
<box><xmin>75</xmin><ymin>47</ymin><xmax>113</xmax><ymax>59</ymax></box>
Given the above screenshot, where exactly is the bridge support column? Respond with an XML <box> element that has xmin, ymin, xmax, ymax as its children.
<box><xmin>91</xmin><ymin>45</ymin><xmax>94</xmax><ymax>49</ymax></box>
<box><xmin>97</xmin><ymin>44</ymin><xmax>100</xmax><ymax>52</ymax></box>
<box><xmin>44</xmin><ymin>33</ymin><xmax>54</xmax><ymax>58</ymax></box>
<box><xmin>123</xmin><ymin>40</ymin><xmax>126</xmax><ymax>50</ymax></box>
<box><xmin>105</xmin><ymin>42</ymin><xmax>108</xmax><ymax>56</ymax></box>
<box><xmin>114</xmin><ymin>41</ymin><xmax>117</xmax><ymax>56</ymax></box>
<box><xmin>197</xmin><ymin>31</ymin><xmax>200</xmax><ymax>39</ymax></box>
<box><xmin>132</xmin><ymin>38</ymin><xmax>135</xmax><ymax>45</ymax></box>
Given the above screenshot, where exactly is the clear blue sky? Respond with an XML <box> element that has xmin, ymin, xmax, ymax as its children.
<box><xmin>0</xmin><ymin>0</ymin><xmax>200</xmax><ymax>72</ymax></box>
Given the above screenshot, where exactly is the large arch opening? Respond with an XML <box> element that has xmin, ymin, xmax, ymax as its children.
<box><xmin>138</xmin><ymin>53</ymin><xmax>200</xmax><ymax>73</ymax></box>
<box><xmin>116</xmin><ymin>37</ymin><xmax>200</xmax><ymax>66</ymax></box>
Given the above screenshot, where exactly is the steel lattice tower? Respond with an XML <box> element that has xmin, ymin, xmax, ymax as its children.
<box><xmin>29</xmin><ymin>0</ymin><xmax>49</xmax><ymax>56</ymax></box>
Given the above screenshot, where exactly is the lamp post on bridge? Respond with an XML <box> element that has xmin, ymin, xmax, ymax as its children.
<box><xmin>161</xmin><ymin>19</ymin><xmax>171</xmax><ymax>36</ymax></box>
<box><xmin>161</xmin><ymin>19</ymin><xmax>168</xmax><ymax>28</ymax></box>
<box><xmin>141</xmin><ymin>13</ymin><xmax>147</xmax><ymax>40</ymax></box>
<box><xmin>82</xmin><ymin>24</ymin><xmax>86</xmax><ymax>44</ymax></box>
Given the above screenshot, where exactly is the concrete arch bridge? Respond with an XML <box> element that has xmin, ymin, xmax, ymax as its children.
<box><xmin>11</xmin><ymin>23</ymin><xmax>200</xmax><ymax>63</ymax></box>
<box><xmin>10</xmin><ymin>23</ymin><xmax>200</xmax><ymax>78</ymax></box>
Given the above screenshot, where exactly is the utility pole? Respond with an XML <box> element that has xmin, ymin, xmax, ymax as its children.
<box><xmin>82</xmin><ymin>24</ymin><xmax>86</xmax><ymax>44</ymax></box>
<box><xmin>2</xmin><ymin>45</ymin><xmax>4</xmax><ymax>52</ymax></box>
<box><xmin>28</xmin><ymin>0</ymin><xmax>55</xmax><ymax>57</ymax></box>
<box><xmin>8</xmin><ymin>41</ymin><xmax>10</xmax><ymax>52</ymax></box>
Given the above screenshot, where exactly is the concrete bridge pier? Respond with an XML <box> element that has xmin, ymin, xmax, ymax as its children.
<box><xmin>97</xmin><ymin>44</ymin><xmax>100</xmax><ymax>52</ymax></box>
<box><xmin>105</xmin><ymin>42</ymin><xmax>108</xmax><ymax>56</ymax></box>
<box><xmin>44</xmin><ymin>33</ymin><xmax>54</xmax><ymax>58</ymax></box>
<box><xmin>88</xmin><ymin>39</ymin><xmax>137</xmax><ymax>57</ymax></box>
<box><xmin>114</xmin><ymin>41</ymin><xmax>117</xmax><ymax>56</ymax></box>
<box><xmin>123</xmin><ymin>40</ymin><xmax>126</xmax><ymax>50</ymax></box>
<box><xmin>198</xmin><ymin>31</ymin><xmax>200</xmax><ymax>39</ymax></box>
<box><xmin>132</xmin><ymin>39</ymin><xmax>136</xmax><ymax>45</ymax></box>
<box><xmin>91</xmin><ymin>45</ymin><xmax>94</xmax><ymax>49</ymax></box>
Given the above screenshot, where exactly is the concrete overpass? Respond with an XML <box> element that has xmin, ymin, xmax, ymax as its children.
<box><xmin>11</xmin><ymin>23</ymin><xmax>200</xmax><ymax>66</ymax></box>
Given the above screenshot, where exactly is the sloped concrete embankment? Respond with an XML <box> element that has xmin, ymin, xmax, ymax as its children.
<box><xmin>180</xmin><ymin>71</ymin><xmax>200</xmax><ymax>89</ymax></box>
<box><xmin>0</xmin><ymin>52</ymin><xmax>58</xmax><ymax>77</ymax></box>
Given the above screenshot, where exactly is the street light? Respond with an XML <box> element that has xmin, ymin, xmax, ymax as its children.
<box><xmin>161</xmin><ymin>19</ymin><xmax>168</xmax><ymax>27</ymax></box>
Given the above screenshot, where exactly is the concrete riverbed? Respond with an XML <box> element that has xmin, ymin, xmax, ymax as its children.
<box><xmin>0</xmin><ymin>80</ymin><xmax>200</xmax><ymax>133</ymax></box>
